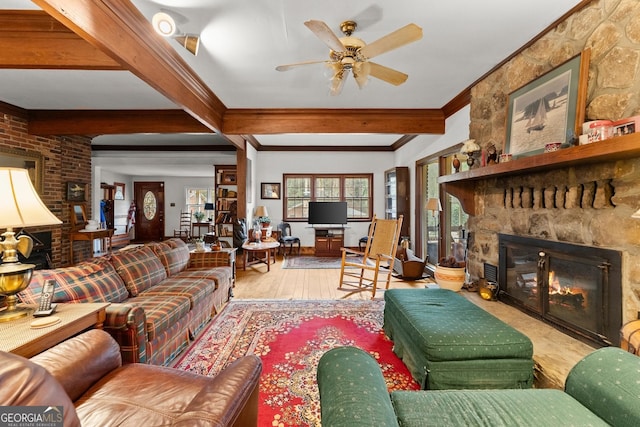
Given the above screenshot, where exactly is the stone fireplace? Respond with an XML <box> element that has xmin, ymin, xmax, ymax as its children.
<box><xmin>498</xmin><ymin>234</ymin><xmax>621</xmax><ymax>347</ymax></box>
<box><xmin>450</xmin><ymin>156</ymin><xmax>640</xmax><ymax>346</ymax></box>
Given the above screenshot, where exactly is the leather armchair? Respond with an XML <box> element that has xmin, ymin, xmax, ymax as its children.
<box><xmin>0</xmin><ymin>329</ymin><xmax>262</xmax><ymax>427</ymax></box>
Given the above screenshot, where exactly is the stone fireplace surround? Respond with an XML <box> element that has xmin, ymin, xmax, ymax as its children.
<box><xmin>466</xmin><ymin>157</ymin><xmax>640</xmax><ymax>328</ymax></box>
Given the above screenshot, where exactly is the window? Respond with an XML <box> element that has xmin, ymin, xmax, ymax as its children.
<box><xmin>186</xmin><ymin>187</ymin><xmax>214</xmax><ymax>218</ymax></box>
<box><xmin>283</xmin><ymin>174</ymin><xmax>372</xmax><ymax>221</ymax></box>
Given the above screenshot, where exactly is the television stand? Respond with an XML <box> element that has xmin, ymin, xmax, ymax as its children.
<box><xmin>313</xmin><ymin>227</ymin><xmax>345</xmax><ymax>257</ymax></box>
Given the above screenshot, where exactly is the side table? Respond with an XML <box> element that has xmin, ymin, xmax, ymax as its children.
<box><xmin>242</xmin><ymin>240</ymin><xmax>280</xmax><ymax>272</ymax></box>
<box><xmin>70</xmin><ymin>228</ymin><xmax>114</xmax><ymax>263</ymax></box>
<box><xmin>0</xmin><ymin>302</ymin><xmax>109</xmax><ymax>358</ymax></box>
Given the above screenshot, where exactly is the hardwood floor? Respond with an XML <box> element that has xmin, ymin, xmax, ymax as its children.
<box><xmin>233</xmin><ymin>253</ymin><xmax>427</xmax><ymax>300</ymax></box>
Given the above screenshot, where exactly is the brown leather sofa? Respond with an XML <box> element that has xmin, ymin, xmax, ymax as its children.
<box><xmin>0</xmin><ymin>329</ymin><xmax>262</xmax><ymax>426</ymax></box>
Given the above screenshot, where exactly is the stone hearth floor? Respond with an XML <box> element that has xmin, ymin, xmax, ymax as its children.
<box><xmin>455</xmin><ymin>289</ymin><xmax>596</xmax><ymax>389</ymax></box>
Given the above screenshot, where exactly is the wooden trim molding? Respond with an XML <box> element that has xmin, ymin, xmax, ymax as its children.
<box><xmin>0</xmin><ymin>11</ymin><xmax>122</xmax><ymax>70</ymax></box>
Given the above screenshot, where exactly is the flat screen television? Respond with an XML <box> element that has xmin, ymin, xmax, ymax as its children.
<box><xmin>308</xmin><ymin>201</ymin><xmax>348</xmax><ymax>225</ymax></box>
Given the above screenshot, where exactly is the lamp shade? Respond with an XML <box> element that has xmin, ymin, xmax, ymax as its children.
<box><xmin>254</xmin><ymin>206</ymin><xmax>269</xmax><ymax>218</ymax></box>
<box><xmin>204</xmin><ymin>203</ymin><xmax>214</xmax><ymax>211</ymax></box>
<box><xmin>0</xmin><ymin>168</ymin><xmax>61</xmax><ymax>228</ymax></box>
<box><xmin>426</xmin><ymin>198</ymin><xmax>442</xmax><ymax>212</ymax></box>
<box><xmin>460</xmin><ymin>139</ymin><xmax>480</xmax><ymax>154</ymax></box>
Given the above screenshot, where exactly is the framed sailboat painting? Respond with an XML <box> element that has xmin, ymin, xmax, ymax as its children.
<box><xmin>504</xmin><ymin>49</ymin><xmax>589</xmax><ymax>159</ymax></box>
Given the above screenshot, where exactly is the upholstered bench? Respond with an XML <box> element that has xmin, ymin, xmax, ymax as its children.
<box><xmin>383</xmin><ymin>288</ymin><xmax>534</xmax><ymax>389</ymax></box>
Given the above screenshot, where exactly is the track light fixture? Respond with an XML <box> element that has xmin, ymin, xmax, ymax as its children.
<box><xmin>152</xmin><ymin>11</ymin><xmax>200</xmax><ymax>56</ymax></box>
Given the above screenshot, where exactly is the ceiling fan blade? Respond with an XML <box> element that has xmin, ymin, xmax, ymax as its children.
<box><xmin>304</xmin><ymin>20</ymin><xmax>345</xmax><ymax>53</ymax></box>
<box><xmin>368</xmin><ymin>62</ymin><xmax>408</xmax><ymax>86</ymax></box>
<box><xmin>330</xmin><ymin>68</ymin><xmax>349</xmax><ymax>96</ymax></box>
<box><xmin>353</xmin><ymin>62</ymin><xmax>371</xmax><ymax>89</ymax></box>
<box><xmin>276</xmin><ymin>60</ymin><xmax>328</xmax><ymax>71</ymax></box>
<box><xmin>359</xmin><ymin>23</ymin><xmax>423</xmax><ymax>59</ymax></box>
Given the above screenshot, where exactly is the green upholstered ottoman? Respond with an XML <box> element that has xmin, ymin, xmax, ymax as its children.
<box><xmin>383</xmin><ymin>288</ymin><xmax>533</xmax><ymax>389</ymax></box>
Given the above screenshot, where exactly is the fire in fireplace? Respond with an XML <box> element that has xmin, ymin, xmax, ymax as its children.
<box><xmin>498</xmin><ymin>234</ymin><xmax>622</xmax><ymax>347</ymax></box>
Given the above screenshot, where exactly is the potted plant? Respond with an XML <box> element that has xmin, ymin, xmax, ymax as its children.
<box><xmin>190</xmin><ymin>236</ymin><xmax>205</xmax><ymax>252</ymax></box>
<box><xmin>434</xmin><ymin>256</ymin><xmax>466</xmax><ymax>292</ymax></box>
<box><xmin>193</xmin><ymin>211</ymin><xmax>205</xmax><ymax>223</ymax></box>
<box><xmin>258</xmin><ymin>216</ymin><xmax>271</xmax><ymax>228</ymax></box>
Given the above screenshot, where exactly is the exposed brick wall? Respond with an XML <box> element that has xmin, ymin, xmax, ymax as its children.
<box><xmin>0</xmin><ymin>109</ymin><xmax>92</xmax><ymax>266</ymax></box>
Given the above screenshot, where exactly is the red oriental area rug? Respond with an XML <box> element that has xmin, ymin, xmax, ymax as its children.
<box><xmin>173</xmin><ymin>299</ymin><xmax>419</xmax><ymax>427</ymax></box>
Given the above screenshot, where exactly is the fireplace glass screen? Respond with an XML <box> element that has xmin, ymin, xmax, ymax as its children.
<box><xmin>499</xmin><ymin>234</ymin><xmax>621</xmax><ymax>347</ymax></box>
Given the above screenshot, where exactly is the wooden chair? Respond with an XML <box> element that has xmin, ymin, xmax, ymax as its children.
<box><xmin>173</xmin><ymin>211</ymin><xmax>191</xmax><ymax>241</ymax></box>
<box><xmin>338</xmin><ymin>215</ymin><xmax>403</xmax><ymax>299</ymax></box>
<box><xmin>277</xmin><ymin>222</ymin><xmax>301</xmax><ymax>255</ymax></box>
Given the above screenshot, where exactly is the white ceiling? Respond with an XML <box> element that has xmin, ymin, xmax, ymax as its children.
<box><xmin>1</xmin><ymin>0</ymin><xmax>583</xmax><ymax>176</ymax></box>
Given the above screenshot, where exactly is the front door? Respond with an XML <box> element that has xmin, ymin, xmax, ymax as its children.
<box><xmin>134</xmin><ymin>181</ymin><xmax>164</xmax><ymax>242</ymax></box>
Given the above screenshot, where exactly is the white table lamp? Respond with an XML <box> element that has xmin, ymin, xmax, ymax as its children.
<box><xmin>0</xmin><ymin>167</ymin><xmax>61</xmax><ymax>322</ymax></box>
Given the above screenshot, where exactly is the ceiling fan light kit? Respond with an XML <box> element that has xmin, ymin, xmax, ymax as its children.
<box><xmin>276</xmin><ymin>19</ymin><xmax>423</xmax><ymax>95</ymax></box>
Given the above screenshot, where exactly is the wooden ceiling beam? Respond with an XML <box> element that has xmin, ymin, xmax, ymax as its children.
<box><xmin>0</xmin><ymin>11</ymin><xmax>122</xmax><ymax>69</ymax></box>
<box><xmin>222</xmin><ymin>109</ymin><xmax>445</xmax><ymax>135</ymax></box>
<box><xmin>31</xmin><ymin>0</ymin><xmax>241</xmax><ymax>148</ymax></box>
<box><xmin>28</xmin><ymin>110</ymin><xmax>210</xmax><ymax>135</ymax></box>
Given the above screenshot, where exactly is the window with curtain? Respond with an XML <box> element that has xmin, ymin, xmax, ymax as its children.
<box><xmin>283</xmin><ymin>174</ymin><xmax>372</xmax><ymax>221</ymax></box>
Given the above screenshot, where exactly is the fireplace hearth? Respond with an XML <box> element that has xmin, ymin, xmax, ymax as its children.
<box><xmin>498</xmin><ymin>234</ymin><xmax>621</xmax><ymax>347</ymax></box>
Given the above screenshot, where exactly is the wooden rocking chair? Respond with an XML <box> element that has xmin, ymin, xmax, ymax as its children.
<box><xmin>338</xmin><ymin>215</ymin><xmax>403</xmax><ymax>299</ymax></box>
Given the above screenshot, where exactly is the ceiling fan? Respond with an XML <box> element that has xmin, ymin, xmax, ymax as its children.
<box><xmin>276</xmin><ymin>20</ymin><xmax>423</xmax><ymax>95</ymax></box>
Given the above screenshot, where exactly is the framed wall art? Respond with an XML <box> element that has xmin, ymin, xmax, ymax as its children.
<box><xmin>0</xmin><ymin>146</ymin><xmax>43</xmax><ymax>193</ymax></box>
<box><xmin>504</xmin><ymin>49</ymin><xmax>590</xmax><ymax>159</ymax></box>
<box><xmin>66</xmin><ymin>181</ymin><xmax>87</xmax><ymax>202</ymax></box>
<box><xmin>114</xmin><ymin>182</ymin><xmax>125</xmax><ymax>200</ymax></box>
<box><xmin>261</xmin><ymin>182</ymin><xmax>281</xmax><ymax>200</ymax></box>
<box><xmin>221</xmin><ymin>170</ymin><xmax>237</xmax><ymax>184</ymax></box>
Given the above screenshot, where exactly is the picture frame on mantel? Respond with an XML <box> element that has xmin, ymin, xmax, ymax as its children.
<box><xmin>504</xmin><ymin>49</ymin><xmax>590</xmax><ymax>159</ymax></box>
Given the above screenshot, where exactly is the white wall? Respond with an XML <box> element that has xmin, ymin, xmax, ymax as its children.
<box><xmin>254</xmin><ymin>150</ymin><xmax>394</xmax><ymax>247</ymax></box>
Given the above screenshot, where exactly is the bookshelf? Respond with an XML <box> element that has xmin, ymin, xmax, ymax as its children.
<box><xmin>214</xmin><ymin>165</ymin><xmax>238</xmax><ymax>246</ymax></box>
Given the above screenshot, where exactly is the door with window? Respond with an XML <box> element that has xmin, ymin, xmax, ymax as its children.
<box><xmin>134</xmin><ymin>181</ymin><xmax>164</xmax><ymax>242</ymax></box>
<box><xmin>416</xmin><ymin>150</ymin><xmax>469</xmax><ymax>265</ymax></box>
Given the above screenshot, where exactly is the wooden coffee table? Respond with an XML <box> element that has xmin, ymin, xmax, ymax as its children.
<box><xmin>0</xmin><ymin>302</ymin><xmax>109</xmax><ymax>358</ymax></box>
<box><xmin>242</xmin><ymin>241</ymin><xmax>280</xmax><ymax>272</ymax></box>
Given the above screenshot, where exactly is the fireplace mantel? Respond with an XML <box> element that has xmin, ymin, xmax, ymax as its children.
<box><xmin>438</xmin><ymin>132</ymin><xmax>640</xmax><ymax>215</ymax></box>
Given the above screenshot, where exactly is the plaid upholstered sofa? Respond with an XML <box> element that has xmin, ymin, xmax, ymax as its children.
<box><xmin>19</xmin><ymin>238</ymin><xmax>232</xmax><ymax>366</ymax></box>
